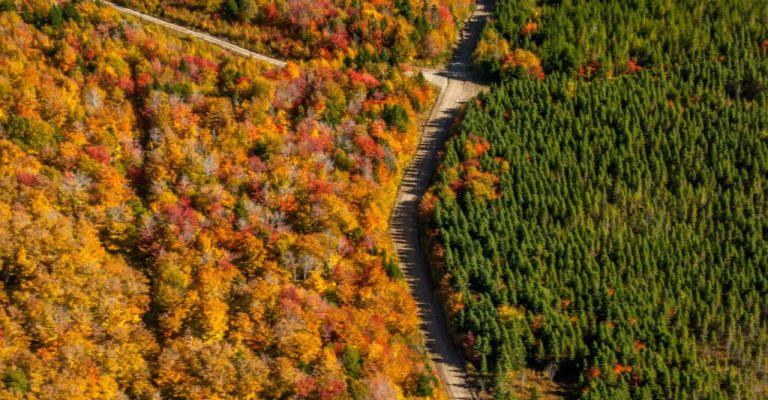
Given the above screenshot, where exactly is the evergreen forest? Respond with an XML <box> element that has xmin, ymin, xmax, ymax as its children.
<box><xmin>424</xmin><ymin>0</ymin><xmax>768</xmax><ymax>398</ymax></box>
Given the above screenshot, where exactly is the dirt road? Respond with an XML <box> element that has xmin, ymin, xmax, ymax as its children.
<box><xmin>105</xmin><ymin>2</ymin><xmax>286</xmax><ymax>68</ymax></box>
<box><xmin>389</xmin><ymin>1</ymin><xmax>491</xmax><ymax>398</ymax></box>
<box><xmin>106</xmin><ymin>1</ymin><xmax>491</xmax><ymax>397</ymax></box>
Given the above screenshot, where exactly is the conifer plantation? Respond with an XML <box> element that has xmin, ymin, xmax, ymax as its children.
<box><xmin>424</xmin><ymin>0</ymin><xmax>768</xmax><ymax>398</ymax></box>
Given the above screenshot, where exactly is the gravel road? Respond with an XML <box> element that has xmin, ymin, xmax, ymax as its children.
<box><xmin>390</xmin><ymin>0</ymin><xmax>491</xmax><ymax>398</ymax></box>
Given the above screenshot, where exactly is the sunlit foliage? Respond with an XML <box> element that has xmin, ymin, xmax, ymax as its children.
<box><xmin>0</xmin><ymin>1</ymin><xmax>441</xmax><ymax>397</ymax></box>
<box><xmin>115</xmin><ymin>0</ymin><xmax>472</xmax><ymax>65</ymax></box>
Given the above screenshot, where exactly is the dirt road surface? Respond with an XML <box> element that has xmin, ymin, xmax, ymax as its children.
<box><xmin>390</xmin><ymin>0</ymin><xmax>491</xmax><ymax>398</ymax></box>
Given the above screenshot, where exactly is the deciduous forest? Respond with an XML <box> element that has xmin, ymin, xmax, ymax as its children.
<box><xmin>113</xmin><ymin>0</ymin><xmax>472</xmax><ymax>64</ymax></box>
<box><xmin>0</xmin><ymin>0</ymin><xmax>466</xmax><ymax>397</ymax></box>
<box><xmin>424</xmin><ymin>0</ymin><xmax>768</xmax><ymax>398</ymax></box>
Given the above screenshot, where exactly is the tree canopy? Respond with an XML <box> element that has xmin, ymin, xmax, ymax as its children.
<box><xmin>425</xmin><ymin>0</ymin><xmax>768</xmax><ymax>398</ymax></box>
<box><xmin>114</xmin><ymin>0</ymin><xmax>472</xmax><ymax>66</ymax></box>
<box><xmin>0</xmin><ymin>1</ymin><xmax>441</xmax><ymax>398</ymax></box>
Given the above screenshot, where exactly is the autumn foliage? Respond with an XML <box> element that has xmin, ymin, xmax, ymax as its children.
<box><xmin>115</xmin><ymin>0</ymin><xmax>472</xmax><ymax>65</ymax></box>
<box><xmin>0</xmin><ymin>1</ymin><xmax>442</xmax><ymax>398</ymax></box>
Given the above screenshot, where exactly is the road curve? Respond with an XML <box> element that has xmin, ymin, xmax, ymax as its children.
<box><xmin>104</xmin><ymin>1</ymin><xmax>287</xmax><ymax>68</ymax></box>
<box><xmin>390</xmin><ymin>1</ymin><xmax>490</xmax><ymax>398</ymax></box>
<box><xmin>106</xmin><ymin>1</ymin><xmax>490</xmax><ymax>397</ymax></box>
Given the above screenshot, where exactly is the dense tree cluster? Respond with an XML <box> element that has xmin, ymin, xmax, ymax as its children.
<box><xmin>425</xmin><ymin>0</ymin><xmax>768</xmax><ymax>399</ymax></box>
<box><xmin>0</xmin><ymin>1</ymin><xmax>442</xmax><ymax>398</ymax></box>
<box><xmin>427</xmin><ymin>66</ymin><xmax>768</xmax><ymax>399</ymax></box>
<box><xmin>473</xmin><ymin>0</ymin><xmax>768</xmax><ymax>78</ymax></box>
<box><xmin>114</xmin><ymin>0</ymin><xmax>472</xmax><ymax>65</ymax></box>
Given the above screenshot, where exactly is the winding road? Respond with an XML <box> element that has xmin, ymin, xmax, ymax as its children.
<box><xmin>106</xmin><ymin>1</ymin><xmax>490</xmax><ymax>397</ymax></box>
<box><xmin>390</xmin><ymin>1</ymin><xmax>490</xmax><ymax>398</ymax></box>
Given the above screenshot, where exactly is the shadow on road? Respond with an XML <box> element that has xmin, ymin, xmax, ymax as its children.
<box><xmin>389</xmin><ymin>1</ymin><xmax>492</xmax><ymax>398</ymax></box>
